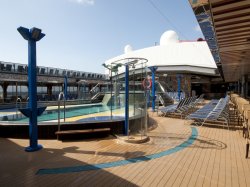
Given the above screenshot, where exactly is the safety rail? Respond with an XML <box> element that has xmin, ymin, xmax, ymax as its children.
<box><xmin>90</xmin><ymin>91</ymin><xmax>106</xmax><ymax>101</ymax></box>
<box><xmin>90</xmin><ymin>83</ymin><xmax>100</xmax><ymax>94</ymax></box>
<box><xmin>16</xmin><ymin>97</ymin><xmax>22</xmax><ymax>116</ymax></box>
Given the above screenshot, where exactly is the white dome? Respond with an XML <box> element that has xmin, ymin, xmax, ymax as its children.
<box><xmin>160</xmin><ymin>30</ymin><xmax>179</xmax><ymax>45</ymax></box>
<box><xmin>124</xmin><ymin>45</ymin><xmax>133</xmax><ymax>54</ymax></box>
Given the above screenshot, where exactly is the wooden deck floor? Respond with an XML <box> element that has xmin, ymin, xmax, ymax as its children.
<box><xmin>0</xmin><ymin>114</ymin><xmax>250</xmax><ymax>186</ymax></box>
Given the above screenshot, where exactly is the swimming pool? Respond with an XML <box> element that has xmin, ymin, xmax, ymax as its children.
<box><xmin>0</xmin><ymin>104</ymin><xmax>123</xmax><ymax>122</ymax></box>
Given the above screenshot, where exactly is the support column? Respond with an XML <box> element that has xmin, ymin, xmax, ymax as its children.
<box><xmin>238</xmin><ymin>80</ymin><xmax>241</xmax><ymax>94</ymax></box>
<box><xmin>17</xmin><ymin>26</ymin><xmax>46</xmax><ymax>152</ymax></box>
<box><xmin>125</xmin><ymin>64</ymin><xmax>129</xmax><ymax>136</ymax></box>
<box><xmin>3</xmin><ymin>82</ymin><xmax>8</xmax><ymax>103</ymax></box>
<box><xmin>47</xmin><ymin>84</ymin><xmax>52</xmax><ymax>97</ymax></box>
<box><xmin>110</xmin><ymin>70</ymin><xmax>113</xmax><ymax>119</ymax></box>
<box><xmin>148</xmin><ymin>66</ymin><xmax>158</xmax><ymax>112</ymax></box>
<box><xmin>26</xmin><ymin>40</ymin><xmax>40</xmax><ymax>151</ymax></box>
<box><xmin>177</xmin><ymin>74</ymin><xmax>182</xmax><ymax>101</ymax></box>
<box><xmin>64</xmin><ymin>76</ymin><xmax>68</xmax><ymax>100</ymax></box>
<box><xmin>245</xmin><ymin>75</ymin><xmax>248</xmax><ymax>98</ymax></box>
<box><xmin>241</xmin><ymin>76</ymin><xmax>245</xmax><ymax>98</ymax></box>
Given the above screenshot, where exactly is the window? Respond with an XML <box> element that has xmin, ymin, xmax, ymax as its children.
<box><xmin>18</xmin><ymin>65</ymin><xmax>24</xmax><ymax>72</ymax></box>
<box><xmin>40</xmin><ymin>68</ymin><xmax>45</xmax><ymax>74</ymax></box>
<box><xmin>6</xmin><ymin>64</ymin><xmax>12</xmax><ymax>71</ymax></box>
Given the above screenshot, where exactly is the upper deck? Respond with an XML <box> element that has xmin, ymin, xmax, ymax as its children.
<box><xmin>0</xmin><ymin>60</ymin><xmax>108</xmax><ymax>84</ymax></box>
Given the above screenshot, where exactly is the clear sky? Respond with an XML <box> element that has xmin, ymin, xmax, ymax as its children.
<box><xmin>0</xmin><ymin>0</ymin><xmax>203</xmax><ymax>74</ymax></box>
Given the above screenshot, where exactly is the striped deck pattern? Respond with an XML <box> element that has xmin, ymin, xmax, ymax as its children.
<box><xmin>0</xmin><ymin>114</ymin><xmax>250</xmax><ymax>186</ymax></box>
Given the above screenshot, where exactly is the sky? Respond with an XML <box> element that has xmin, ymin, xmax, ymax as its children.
<box><xmin>0</xmin><ymin>0</ymin><xmax>203</xmax><ymax>74</ymax></box>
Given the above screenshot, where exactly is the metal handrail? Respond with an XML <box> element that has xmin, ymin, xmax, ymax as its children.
<box><xmin>90</xmin><ymin>83</ymin><xmax>100</xmax><ymax>93</ymax></box>
<box><xmin>57</xmin><ymin>92</ymin><xmax>66</xmax><ymax>138</ymax></box>
<box><xmin>16</xmin><ymin>97</ymin><xmax>22</xmax><ymax>116</ymax></box>
<box><xmin>91</xmin><ymin>92</ymin><xmax>101</xmax><ymax>100</ymax></box>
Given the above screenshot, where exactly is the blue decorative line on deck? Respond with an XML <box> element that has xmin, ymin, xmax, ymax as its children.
<box><xmin>37</xmin><ymin>127</ymin><xmax>198</xmax><ymax>175</ymax></box>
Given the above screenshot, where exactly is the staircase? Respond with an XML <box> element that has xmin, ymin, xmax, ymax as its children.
<box><xmin>90</xmin><ymin>83</ymin><xmax>105</xmax><ymax>103</ymax></box>
<box><xmin>91</xmin><ymin>92</ymin><xmax>105</xmax><ymax>103</ymax></box>
<box><xmin>156</xmin><ymin>81</ymin><xmax>174</xmax><ymax>106</ymax></box>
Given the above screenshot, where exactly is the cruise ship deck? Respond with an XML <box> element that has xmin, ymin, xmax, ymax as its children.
<box><xmin>1</xmin><ymin>112</ymin><xmax>249</xmax><ymax>186</ymax></box>
<box><xmin>1</xmin><ymin>0</ymin><xmax>250</xmax><ymax>186</ymax></box>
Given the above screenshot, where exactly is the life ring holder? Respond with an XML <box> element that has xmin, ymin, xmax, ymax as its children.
<box><xmin>142</xmin><ymin>78</ymin><xmax>152</xmax><ymax>90</ymax></box>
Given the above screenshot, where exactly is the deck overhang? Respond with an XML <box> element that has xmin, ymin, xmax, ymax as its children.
<box><xmin>189</xmin><ymin>0</ymin><xmax>250</xmax><ymax>82</ymax></box>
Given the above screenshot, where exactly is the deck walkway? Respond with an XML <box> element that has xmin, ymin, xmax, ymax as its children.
<box><xmin>0</xmin><ymin>114</ymin><xmax>250</xmax><ymax>186</ymax></box>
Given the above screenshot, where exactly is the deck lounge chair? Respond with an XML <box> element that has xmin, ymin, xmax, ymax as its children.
<box><xmin>186</xmin><ymin>96</ymin><xmax>229</xmax><ymax>127</ymax></box>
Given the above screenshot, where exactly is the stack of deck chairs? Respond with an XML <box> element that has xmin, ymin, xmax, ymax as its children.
<box><xmin>230</xmin><ymin>94</ymin><xmax>250</xmax><ymax>158</ymax></box>
<box><xmin>186</xmin><ymin>95</ymin><xmax>229</xmax><ymax>128</ymax></box>
<box><xmin>158</xmin><ymin>94</ymin><xmax>204</xmax><ymax>118</ymax></box>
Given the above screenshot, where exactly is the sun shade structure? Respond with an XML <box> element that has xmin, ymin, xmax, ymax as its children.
<box><xmin>189</xmin><ymin>0</ymin><xmax>250</xmax><ymax>82</ymax></box>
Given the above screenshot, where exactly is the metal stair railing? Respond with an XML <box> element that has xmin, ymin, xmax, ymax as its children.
<box><xmin>90</xmin><ymin>83</ymin><xmax>100</xmax><ymax>94</ymax></box>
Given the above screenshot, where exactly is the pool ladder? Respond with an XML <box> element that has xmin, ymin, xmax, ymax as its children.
<box><xmin>16</xmin><ymin>97</ymin><xmax>22</xmax><ymax>116</ymax></box>
<box><xmin>57</xmin><ymin>92</ymin><xmax>66</xmax><ymax>138</ymax></box>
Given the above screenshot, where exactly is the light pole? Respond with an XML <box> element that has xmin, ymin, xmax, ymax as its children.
<box><xmin>17</xmin><ymin>26</ymin><xmax>46</xmax><ymax>152</ymax></box>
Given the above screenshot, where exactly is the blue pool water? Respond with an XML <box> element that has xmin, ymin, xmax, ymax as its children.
<box><xmin>0</xmin><ymin>104</ymin><xmax>123</xmax><ymax>122</ymax></box>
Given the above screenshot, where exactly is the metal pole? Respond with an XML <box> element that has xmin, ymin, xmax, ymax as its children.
<box><xmin>57</xmin><ymin>99</ymin><xmax>60</xmax><ymax>140</ymax></box>
<box><xmin>149</xmin><ymin>66</ymin><xmax>157</xmax><ymax>112</ymax></box>
<box><xmin>144</xmin><ymin>63</ymin><xmax>148</xmax><ymax>136</ymax></box>
<box><xmin>110</xmin><ymin>69</ymin><xmax>113</xmax><ymax>119</ymax></box>
<box><xmin>63</xmin><ymin>76</ymin><xmax>67</xmax><ymax>121</ymax></box>
<box><xmin>27</xmin><ymin>40</ymin><xmax>41</xmax><ymax>151</ymax></box>
<box><xmin>133</xmin><ymin>66</ymin><xmax>135</xmax><ymax>116</ymax></box>
<box><xmin>64</xmin><ymin>96</ymin><xmax>66</xmax><ymax>122</ymax></box>
<box><xmin>152</xmin><ymin>68</ymin><xmax>156</xmax><ymax>111</ymax></box>
<box><xmin>125</xmin><ymin>64</ymin><xmax>129</xmax><ymax>136</ymax></box>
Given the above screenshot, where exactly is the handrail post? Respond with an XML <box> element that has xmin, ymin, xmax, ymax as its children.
<box><xmin>16</xmin><ymin>97</ymin><xmax>22</xmax><ymax>116</ymax></box>
<box><xmin>64</xmin><ymin>97</ymin><xmax>66</xmax><ymax>122</ymax></box>
<box><xmin>57</xmin><ymin>92</ymin><xmax>65</xmax><ymax>139</ymax></box>
<box><xmin>57</xmin><ymin>98</ymin><xmax>60</xmax><ymax>140</ymax></box>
